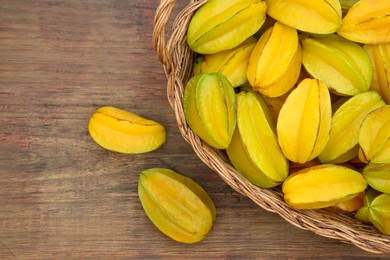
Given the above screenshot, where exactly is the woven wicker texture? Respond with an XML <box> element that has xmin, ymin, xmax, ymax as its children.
<box><xmin>152</xmin><ymin>0</ymin><xmax>390</xmax><ymax>254</ymax></box>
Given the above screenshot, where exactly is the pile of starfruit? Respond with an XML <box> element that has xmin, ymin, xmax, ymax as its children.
<box><xmin>184</xmin><ymin>0</ymin><xmax>390</xmax><ymax>235</ymax></box>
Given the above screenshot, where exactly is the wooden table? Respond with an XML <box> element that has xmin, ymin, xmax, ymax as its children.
<box><xmin>0</xmin><ymin>1</ymin><xmax>388</xmax><ymax>259</ymax></box>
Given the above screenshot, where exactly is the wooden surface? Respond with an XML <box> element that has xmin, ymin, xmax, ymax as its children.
<box><xmin>0</xmin><ymin>1</ymin><xmax>388</xmax><ymax>259</ymax></box>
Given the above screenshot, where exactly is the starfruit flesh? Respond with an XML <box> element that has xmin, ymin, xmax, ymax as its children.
<box><xmin>318</xmin><ymin>91</ymin><xmax>385</xmax><ymax>164</ymax></box>
<box><xmin>363</xmin><ymin>163</ymin><xmax>390</xmax><ymax>194</ymax></box>
<box><xmin>138</xmin><ymin>168</ymin><xmax>216</xmax><ymax>244</ymax></box>
<box><xmin>247</xmin><ymin>22</ymin><xmax>301</xmax><ymax>97</ymax></box>
<box><xmin>358</xmin><ymin>105</ymin><xmax>390</xmax><ymax>164</ymax></box>
<box><xmin>301</xmin><ymin>34</ymin><xmax>372</xmax><ymax>96</ymax></box>
<box><xmin>266</xmin><ymin>0</ymin><xmax>342</xmax><ymax>34</ymax></box>
<box><xmin>88</xmin><ymin>106</ymin><xmax>166</xmax><ymax>154</ymax></box>
<box><xmin>187</xmin><ymin>0</ymin><xmax>267</xmax><ymax>54</ymax></box>
<box><xmin>282</xmin><ymin>164</ymin><xmax>367</xmax><ymax>210</ymax></box>
<box><xmin>337</xmin><ymin>0</ymin><xmax>390</xmax><ymax>44</ymax></box>
<box><xmin>277</xmin><ymin>78</ymin><xmax>331</xmax><ymax>164</ymax></box>
<box><xmin>364</xmin><ymin>43</ymin><xmax>390</xmax><ymax>104</ymax></box>
<box><xmin>193</xmin><ymin>37</ymin><xmax>257</xmax><ymax>87</ymax></box>
<box><xmin>183</xmin><ymin>73</ymin><xmax>236</xmax><ymax>149</ymax></box>
<box><xmin>226</xmin><ymin>91</ymin><xmax>288</xmax><ymax>187</ymax></box>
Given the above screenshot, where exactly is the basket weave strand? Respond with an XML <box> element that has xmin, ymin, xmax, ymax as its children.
<box><xmin>152</xmin><ymin>0</ymin><xmax>390</xmax><ymax>254</ymax></box>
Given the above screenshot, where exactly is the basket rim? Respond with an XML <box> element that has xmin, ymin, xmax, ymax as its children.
<box><xmin>153</xmin><ymin>0</ymin><xmax>390</xmax><ymax>254</ymax></box>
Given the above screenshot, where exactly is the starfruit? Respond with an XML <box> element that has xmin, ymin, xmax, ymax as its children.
<box><xmin>301</xmin><ymin>34</ymin><xmax>372</xmax><ymax>96</ymax></box>
<box><xmin>88</xmin><ymin>106</ymin><xmax>166</xmax><ymax>154</ymax></box>
<box><xmin>138</xmin><ymin>168</ymin><xmax>216</xmax><ymax>244</ymax></box>
<box><xmin>364</xmin><ymin>43</ymin><xmax>390</xmax><ymax>104</ymax></box>
<box><xmin>282</xmin><ymin>164</ymin><xmax>367</xmax><ymax>210</ymax></box>
<box><xmin>363</xmin><ymin>163</ymin><xmax>390</xmax><ymax>194</ymax></box>
<box><xmin>277</xmin><ymin>78</ymin><xmax>332</xmax><ymax>164</ymax></box>
<box><xmin>368</xmin><ymin>193</ymin><xmax>390</xmax><ymax>235</ymax></box>
<box><xmin>266</xmin><ymin>0</ymin><xmax>342</xmax><ymax>34</ymax></box>
<box><xmin>192</xmin><ymin>37</ymin><xmax>257</xmax><ymax>87</ymax></box>
<box><xmin>183</xmin><ymin>73</ymin><xmax>236</xmax><ymax>149</ymax></box>
<box><xmin>355</xmin><ymin>188</ymin><xmax>382</xmax><ymax>223</ymax></box>
<box><xmin>337</xmin><ymin>0</ymin><xmax>390</xmax><ymax>44</ymax></box>
<box><xmin>319</xmin><ymin>91</ymin><xmax>385</xmax><ymax>164</ymax></box>
<box><xmin>187</xmin><ymin>0</ymin><xmax>267</xmax><ymax>54</ymax></box>
<box><xmin>358</xmin><ymin>105</ymin><xmax>390</xmax><ymax>164</ymax></box>
<box><xmin>247</xmin><ymin>22</ymin><xmax>301</xmax><ymax>97</ymax></box>
<box><xmin>333</xmin><ymin>191</ymin><xmax>365</xmax><ymax>213</ymax></box>
<box><xmin>226</xmin><ymin>91</ymin><xmax>288</xmax><ymax>188</ymax></box>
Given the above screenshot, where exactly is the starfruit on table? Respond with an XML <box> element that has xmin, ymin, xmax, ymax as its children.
<box><xmin>138</xmin><ymin>168</ymin><xmax>216</xmax><ymax>244</ymax></box>
<box><xmin>282</xmin><ymin>164</ymin><xmax>367</xmax><ymax>210</ymax></box>
<box><xmin>226</xmin><ymin>91</ymin><xmax>288</xmax><ymax>188</ymax></box>
<box><xmin>187</xmin><ymin>0</ymin><xmax>267</xmax><ymax>54</ymax></box>
<box><xmin>88</xmin><ymin>106</ymin><xmax>166</xmax><ymax>154</ymax></box>
<box><xmin>183</xmin><ymin>72</ymin><xmax>236</xmax><ymax>149</ymax></box>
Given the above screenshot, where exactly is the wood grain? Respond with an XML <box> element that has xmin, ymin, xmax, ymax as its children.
<box><xmin>0</xmin><ymin>1</ymin><xmax>388</xmax><ymax>259</ymax></box>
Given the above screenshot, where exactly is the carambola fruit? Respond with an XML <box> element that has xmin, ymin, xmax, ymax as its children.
<box><xmin>277</xmin><ymin>78</ymin><xmax>332</xmax><ymax>164</ymax></box>
<box><xmin>266</xmin><ymin>0</ymin><xmax>342</xmax><ymax>34</ymax></box>
<box><xmin>363</xmin><ymin>163</ymin><xmax>390</xmax><ymax>194</ymax></box>
<box><xmin>247</xmin><ymin>21</ymin><xmax>301</xmax><ymax>97</ymax></box>
<box><xmin>337</xmin><ymin>0</ymin><xmax>390</xmax><ymax>44</ymax></box>
<box><xmin>301</xmin><ymin>34</ymin><xmax>372</xmax><ymax>96</ymax></box>
<box><xmin>226</xmin><ymin>91</ymin><xmax>288</xmax><ymax>188</ymax></box>
<box><xmin>358</xmin><ymin>105</ymin><xmax>390</xmax><ymax>164</ymax></box>
<box><xmin>88</xmin><ymin>106</ymin><xmax>166</xmax><ymax>154</ymax></box>
<box><xmin>333</xmin><ymin>191</ymin><xmax>365</xmax><ymax>213</ymax></box>
<box><xmin>192</xmin><ymin>37</ymin><xmax>257</xmax><ymax>87</ymax></box>
<box><xmin>355</xmin><ymin>188</ymin><xmax>381</xmax><ymax>223</ymax></box>
<box><xmin>183</xmin><ymin>73</ymin><xmax>236</xmax><ymax>149</ymax></box>
<box><xmin>356</xmin><ymin>191</ymin><xmax>390</xmax><ymax>235</ymax></box>
<box><xmin>138</xmin><ymin>168</ymin><xmax>216</xmax><ymax>243</ymax></box>
<box><xmin>367</xmin><ymin>193</ymin><xmax>390</xmax><ymax>235</ymax></box>
<box><xmin>282</xmin><ymin>164</ymin><xmax>367</xmax><ymax>210</ymax></box>
<box><xmin>364</xmin><ymin>43</ymin><xmax>390</xmax><ymax>104</ymax></box>
<box><xmin>318</xmin><ymin>91</ymin><xmax>385</xmax><ymax>164</ymax></box>
<box><xmin>187</xmin><ymin>0</ymin><xmax>267</xmax><ymax>54</ymax></box>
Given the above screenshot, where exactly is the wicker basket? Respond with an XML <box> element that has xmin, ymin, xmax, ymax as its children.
<box><xmin>152</xmin><ymin>0</ymin><xmax>390</xmax><ymax>254</ymax></box>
